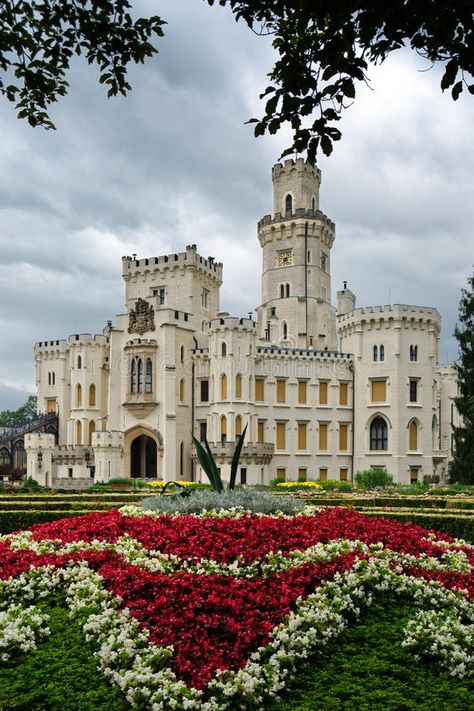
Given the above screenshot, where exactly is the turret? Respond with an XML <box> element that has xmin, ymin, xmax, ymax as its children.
<box><xmin>272</xmin><ymin>158</ymin><xmax>321</xmax><ymax>216</ymax></box>
<box><xmin>337</xmin><ymin>282</ymin><xmax>356</xmax><ymax>315</ymax></box>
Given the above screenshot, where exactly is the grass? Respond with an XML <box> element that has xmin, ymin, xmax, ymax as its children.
<box><xmin>269</xmin><ymin>594</ymin><xmax>473</xmax><ymax>711</ymax></box>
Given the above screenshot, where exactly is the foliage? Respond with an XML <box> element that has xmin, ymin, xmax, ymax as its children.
<box><xmin>355</xmin><ymin>468</ymin><xmax>394</xmax><ymax>489</ymax></box>
<box><xmin>269</xmin><ymin>593</ymin><xmax>474</xmax><ymax>711</ymax></box>
<box><xmin>0</xmin><ymin>596</ymin><xmax>130</xmax><ymax>711</ymax></box>
<box><xmin>363</xmin><ymin>511</ymin><xmax>474</xmax><ymax>543</ymax></box>
<box><xmin>0</xmin><ymin>395</ymin><xmax>37</xmax><ymax>428</ymax></box>
<box><xmin>1</xmin><ymin>3</ymin><xmax>472</xmax><ymax>160</ymax></box>
<box><xmin>192</xmin><ymin>425</ymin><xmax>248</xmax><ymax>492</ymax></box>
<box><xmin>450</xmin><ymin>269</ymin><xmax>474</xmax><ymax>484</ymax></box>
<box><xmin>211</xmin><ymin>1</ymin><xmax>474</xmax><ymax>159</ymax></box>
<box><xmin>0</xmin><ymin>510</ymin><xmax>91</xmax><ymax>534</ymax></box>
<box><xmin>141</xmin><ymin>488</ymin><xmax>305</xmax><ymax>515</ymax></box>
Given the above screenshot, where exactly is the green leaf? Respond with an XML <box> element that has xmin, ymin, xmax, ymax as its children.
<box><xmin>191</xmin><ymin>434</ymin><xmax>219</xmax><ymax>491</ymax></box>
<box><xmin>229</xmin><ymin>424</ymin><xmax>248</xmax><ymax>491</ymax></box>
<box><xmin>204</xmin><ymin>437</ymin><xmax>223</xmax><ymax>492</ymax></box>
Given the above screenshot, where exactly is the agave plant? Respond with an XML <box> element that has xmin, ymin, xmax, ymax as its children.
<box><xmin>192</xmin><ymin>425</ymin><xmax>248</xmax><ymax>492</ymax></box>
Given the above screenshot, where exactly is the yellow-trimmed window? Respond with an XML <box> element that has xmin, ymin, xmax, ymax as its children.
<box><xmin>255</xmin><ymin>378</ymin><xmax>265</xmax><ymax>402</ymax></box>
<box><xmin>298</xmin><ymin>380</ymin><xmax>307</xmax><ymax>404</ymax></box>
<box><xmin>410</xmin><ymin>467</ymin><xmax>419</xmax><ymax>483</ymax></box>
<box><xmin>340</xmin><ymin>468</ymin><xmax>348</xmax><ymax>481</ymax></box>
<box><xmin>319</xmin><ymin>423</ymin><xmax>328</xmax><ymax>451</ymax></box>
<box><xmin>88</xmin><ymin>420</ymin><xmax>96</xmax><ymax>446</ymax></box>
<box><xmin>235</xmin><ymin>373</ymin><xmax>242</xmax><ymax>399</ymax></box>
<box><xmin>339</xmin><ymin>424</ymin><xmax>348</xmax><ymax>451</ymax></box>
<box><xmin>46</xmin><ymin>399</ymin><xmax>56</xmax><ymax>413</ymax></box>
<box><xmin>276</xmin><ymin>422</ymin><xmax>286</xmax><ymax>450</ymax></box>
<box><xmin>371</xmin><ymin>379</ymin><xmax>387</xmax><ymax>403</ymax></box>
<box><xmin>89</xmin><ymin>384</ymin><xmax>96</xmax><ymax>407</ymax></box>
<box><xmin>220</xmin><ymin>373</ymin><xmax>227</xmax><ymax>400</ymax></box>
<box><xmin>276</xmin><ymin>378</ymin><xmax>286</xmax><ymax>403</ymax></box>
<box><xmin>298</xmin><ymin>468</ymin><xmax>307</xmax><ymax>482</ymax></box>
<box><xmin>257</xmin><ymin>421</ymin><xmax>265</xmax><ymax>443</ymax></box>
<box><xmin>220</xmin><ymin>415</ymin><xmax>227</xmax><ymax>441</ymax></box>
<box><xmin>298</xmin><ymin>422</ymin><xmax>307</xmax><ymax>450</ymax></box>
<box><xmin>76</xmin><ymin>384</ymin><xmax>82</xmax><ymax>408</ymax></box>
<box><xmin>409</xmin><ymin>421</ymin><xmax>418</xmax><ymax>451</ymax></box>
<box><xmin>319</xmin><ymin>381</ymin><xmax>328</xmax><ymax>405</ymax></box>
<box><xmin>276</xmin><ymin>467</ymin><xmax>286</xmax><ymax>481</ymax></box>
<box><xmin>339</xmin><ymin>382</ymin><xmax>348</xmax><ymax>406</ymax></box>
<box><xmin>319</xmin><ymin>468</ymin><xmax>328</xmax><ymax>481</ymax></box>
<box><xmin>179</xmin><ymin>378</ymin><xmax>185</xmax><ymax>402</ymax></box>
<box><xmin>235</xmin><ymin>415</ymin><xmax>242</xmax><ymax>438</ymax></box>
<box><xmin>75</xmin><ymin>420</ymin><xmax>82</xmax><ymax>446</ymax></box>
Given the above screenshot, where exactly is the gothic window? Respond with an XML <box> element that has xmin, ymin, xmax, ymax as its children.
<box><xmin>199</xmin><ymin>421</ymin><xmax>207</xmax><ymax>441</ymax></box>
<box><xmin>380</xmin><ymin>345</ymin><xmax>385</xmax><ymax>361</ymax></box>
<box><xmin>89</xmin><ymin>384</ymin><xmax>96</xmax><ymax>407</ymax></box>
<box><xmin>321</xmin><ymin>286</ymin><xmax>327</xmax><ymax>301</ymax></box>
<box><xmin>409</xmin><ymin>379</ymin><xmax>418</xmax><ymax>403</ymax></box>
<box><xmin>285</xmin><ymin>283</ymin><xmax>290</xmax><ymax>298</ymax></box>
<box><xmin>285</xmin><ymin>194</ymin><xmax>292</xmax><ymax>213</ymax></box>
<box><xmin>88</xmin><ymin>420</ymin><xmax>96</xmax><ymax>446</ymax></box>
<box><xmin>220</xmin><ymin>373</ymin><xmax>227</xmax><ymax>400</ymax></box>
<box><xmin>282</xmin><ymin>321</ymin><xmax>288</xmax><ymax>340</ymax></box>
<box><xmin>201</xmin><ymin>289</ymin><xmax>209</xmax><ymax>308</ymax></box>
<box><xmin>220</xmin><ymin>415</ymin><xmax>227</xmax><ymax>443</ymax></box>
<box><xmin>77</xmin><ymin>355</ymin><xmax>82</xmax><ymax>369</ymax></box>
<box><xmin>370</xmin><ymin>417</ymin><xmax>388</xmax><ymax>451</ymax></box>
<box><xmin>235</xmin><ymin>415</ymin><xmax>242</xmax><ymax>437</ymax></box>
<box><xmin>52</xmin><ymin>372</ymin><xmax>56</xmax><ymax>385</ymax></box>
<box><xmin>131</xmin><ymin>358</ymin><xmax>137</xmax><ymax>393</ymax></box>
<box><xmin>48</xmin><ymin>372</ymin><xmax>51</xmax><ymax>386</ymax></box>
<box><xmin>410</xmin><ymin>345</ymin><xmax>418</xmax><ymax>362</ymax></box>
<box><xmin>221</xmin><ymin>342</ymin><xmax>227</xmax><ymax>357</ymax></box>
<box><xmin>158</xmin><ymin>287</ymin><xmax>165</xmax><ymax>305</ymax></box>
<box><xmin>408</xmin><ymin>420</ymin><xmax>418</xmax><ymax>451</ymax></box>
<box><xmin>180</xmin><ymin>442</ymin><xmax>184</xmax><ymax>478</ymax></box>
<box><xmin>76</xmin><ymin>384</ymin><xmax>82</xmax><ymax>408</ymax></box>
<box><xmin>180</xmin><ymin>345</ymin><xmax>185</xmax><ymax>364</ymax></box>
<box><xmin>321</xmin><ymin>253</ymin><xmax>327</xmax><ymax>271</ymax></box>
<box><xmin>200</xmin><ymin>379</ymin><xmax>209</xmax><ymax>402</ymax></box>
<box><xmin>280</xmin><ymin>284</ymin><xmax>285</xmax><ymax>299</ymax></box>
<box><xmin>373</xmin><ymin>345</ymin><xmax>378</xmax><ymax>362</ymax></box>
<box><xmin>179</xmin><ymin>378</ymin><xmax>185</xmax><ymax>402</ymax></box>
<box><xmin>145</xmin><ymin>359</ymin><xmax>153</xmax><ymax>393</ymax></box>
<box><xmin>0</xmin><ymin>448</ymin><xmax>9</xmax><ymax>465</ymax></box>
<box><xmin>137</xmin><ymin>358</ymin><xmax>143</xmax><ymax>392</ymax></box>
<box><xmin>75</xmin><ymin>420</ymin><xmax>82</xmax><ymax>446</ymax></box>
<box><xmin>235</xmin><ymin>373</ymin><xmax>242</xmax><ymax>399</ymax></box>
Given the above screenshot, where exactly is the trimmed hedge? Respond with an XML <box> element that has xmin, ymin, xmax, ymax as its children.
<box><xmin>303</xmin><ymin>495</ymin><xmax>474</xmax><ymax>510</ymax></box>
<box><xmin>363</xmin><ymin>510</ymin><xmax>474</xmax><ymax>542</ymax></box>
<box><xmin>0</xmin><ymin>502</ymin><xmax>118</xmax><ymax>512</ymax></box>
<box><xmin>0</xmin><ymin>510</ymin><xmax>103</xmax><ymax>534</ymax></box>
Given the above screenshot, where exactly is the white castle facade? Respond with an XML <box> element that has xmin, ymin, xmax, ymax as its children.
<box><xmin>26</xmin><ymin>159</ymin><xmax>458</xmax><ymax>487</ymax></box>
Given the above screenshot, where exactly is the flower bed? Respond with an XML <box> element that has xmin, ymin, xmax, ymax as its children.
<box><xmin>0</xmin><ymin>507</ymin><xmax>473</xmax><ymax>709</ymax></box>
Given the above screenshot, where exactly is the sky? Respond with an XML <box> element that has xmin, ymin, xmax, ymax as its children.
<box><xmin>0</xmin><ymin>0</ymin><xmax>473</xmax><ymax>410</ymax></box>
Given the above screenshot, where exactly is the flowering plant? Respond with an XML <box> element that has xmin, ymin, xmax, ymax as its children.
<box><xmin>0</xmin><ymin>506</ymin><xmax>472</xmax><ymax>709</ymax></box>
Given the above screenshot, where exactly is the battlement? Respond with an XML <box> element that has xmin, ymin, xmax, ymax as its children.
<box><xmin>271</xmin><ymin>158</ymin><xmax>322</xmax><ymax>216</ymax></box>
<box><xmin>256</xmin><ymin>346</ymin><xmax>352</xmax><ymax>363</ymax></box>
<box><xmin>25</xmin><ymin>432</ymin><xmax>55</xmax><ymax>450</ymax></box>
<box><xmin>92</xmin><ymin>430</ymin><xmax>124</xmax><ymax>449</ymax></box>
<box><xmin>258</xmin><ymin>208</ymin><xmax>335</xmax><ymax>230</ymax></box>
<box><xmin>208</xmin><ymin>314</ymin><xmax>256</xmax><ymax>333</ymax></box>
<box><xmin>35</xmin><ymin>333</ymin><xmax>108</xmax><ymax>353</ymax></box>
<box><xmin>272</xmin><ymin>158</ymin><xmax>321</xmax><ymax>182</ymax></box>
<box><xmin>122</xmin><ymin>244</ymin><xmax>223</xmax><ymax>283</ymax></box>
<box><xmin>337</xmin><ymin>304</ymin><xmax>441</xmax><ymax>330</ymax></box>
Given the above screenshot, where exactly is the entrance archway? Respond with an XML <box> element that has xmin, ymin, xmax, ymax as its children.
<box><xmin>130</xmin><ymin>435</ymin><xmax>157</xmax><ymax>478</ymax></box>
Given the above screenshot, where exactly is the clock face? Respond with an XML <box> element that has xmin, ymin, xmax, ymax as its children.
<box><xmin>278</xmin><ymin>251</ymin><xmax>293</xmax><ymax>266</ymax></box>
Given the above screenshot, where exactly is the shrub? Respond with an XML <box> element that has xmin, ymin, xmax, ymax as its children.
<box><xmin>355</xmin><ymin>469</ymin><xmax>394</xmax><ymax>490</ymax></box>
<box><xmin>141</xmin><ymin>489</ymin><xmax>305</xmax><ymax>516</ymax></box>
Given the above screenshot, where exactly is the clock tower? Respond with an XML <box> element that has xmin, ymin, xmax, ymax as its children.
<box><xmin>255</xmin><ymin>158</ymin><xmax>337</xmax><ymax>350</ymax></box>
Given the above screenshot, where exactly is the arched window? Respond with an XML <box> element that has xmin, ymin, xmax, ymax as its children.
<box><xmin>220</xmin><ymin>373</ymin><xmax>227</xmax><ymax>400</ymax></box>
<box><xmin>89</xmin><ymin>384</ymin><xmax>96</xmax><ymax>407</ymax></box>
<box><xmin>180</xmin><ymin>442</ymin><xmax>184</xmax><ymax>478</ymax></box>
<box><xmin>220</xmin><ymin>415</ymin><xmax>227</xmax><ymax>443</ymax></box>
<box><xmin>0</xmin><ymin>448</ymin><xmax>9</xmax><ymax>464</ymax></box>
<box><xmin>179</xmin><ymin>378</ymin><xmax>185</xmax><ymax>402</ymax></box>
<box><xmin>137</xmin><ymin>358</ymin><xmax>143</xmax><ymax>392</ymax></box>
<box><xmin>76</xmin><ymin>420</ymin><xmax>82</xmax><ymax>446</ymax></box>
<box><xmin>88</xmin><ymin>420</ymin><xmax>96</xmax><ymax>446</ymax></box>
<box><xmin>235</xmin><ymin>415</ymin><xmax>242</xmax><ymax>438</ymax></box>
<box><xmin>221</xmin><ymin>342</ymin><xmax>227</xmax><ymax>357</ymax></box>
<box><xmin>282</xmin><ymin>321</ymin><xmax>288</xmax><ymax>340</ymax></box>
<box><xmin>285</xmin><ymin>283</ymin><xmax>290</xmax><ymax>298</ymax></box>
<box><xmin>131</xmin><ymin>358</ymin><xmax>137</xmax><ymax>393</ymax></box>
<box><xmin>235</xmin><ymin>373</ymin><xmax>242</xmax><ymax>399</ymax></box>
<box><xmin>145</xmin><ymin>359</ymin><xmax>153</xmax><ymax>393</ymax></box>
<box><xmin>373</xmin><ymin>345</ymin><xmax>378</xmax><ymax>362</ymax></box>
<box><xmin>409</xmin><ymin>420</ymin><xmax>418</xmax><ymax>451</ymax></box>
<box><xmin>52</xmin><ymin>372</ymin><xmax>55</xmax><ymax>385</ymax></box>
<box><xmin>285</xmin><ymin>194</ymin><xmax>292</xmax><ymax>213</ymax></box>
<box><xmin>76</xmin><ymin>384</ymin><xmax>82</xmax><ymax>408</ymax></box>
<box><xmin>77</xmin><ymin>355</ymin><xmax>82</xmax><ymax>369</ymax></box>
<box><xmin>280</xmin><ymin>284</ymin><xmax>285</xmax><ymax>299</ymax></box>
<box><xmin>370</xmin><ymin>417</ymin><xmax>388</xmax><ymax>450</ymax></box>
<box><xmin>312</xmin><ymin>196</ymin><xmax>316</xmax><ymax>212</ymax></box>
<box><xmin>180</xmin><ymin>345</ymin><xmax>185</xmax><ymax>364</ymax></box>
<box><xmin>48</xmin><ymin>372</ymin><xmax>51</xmax><ymax>385</ymax></box>
<box><xmin>410</xmin><ymin>345</ymin><xmax>418</xmax><ymax>362</ymax></box>
<box><xmin>380</xmin><ymin>345</ymin><xmax>385</xmax><ymax>362</ymax></box>
<box><xmin>432</xmin><ymin>414</ymin><xmax>438</xmax><ymax>449</ymax></box>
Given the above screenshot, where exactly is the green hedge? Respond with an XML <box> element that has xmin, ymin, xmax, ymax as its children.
<box><xmin>362</xmin><ymin>510</ymin><xmax>474</xmax><ymax>542</ymax></box>
<box><xmin>303</xmin><ymin>495</ymin><xmax>474</xmax><ymax>510</ymax></box>
<box><xmin>0</xmin><ymin>502</ymin><xmax>119</xmax><ymax>512</ymax></box>
<box><xmin>0</xmin><ymin>510</ymin><xmax>103</xmax><ymax>534</ymax></box>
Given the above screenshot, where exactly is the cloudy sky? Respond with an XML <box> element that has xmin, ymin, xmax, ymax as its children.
<box><xmin>1</xmin><ymin>0</ymin><xmax>473</xmax><ymax>410</ymax></box>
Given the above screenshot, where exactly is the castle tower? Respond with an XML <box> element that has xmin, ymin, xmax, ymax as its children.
<box><xmin>256</xmin><ymin>159</ymin><xmax>337</xmax><ymax>350</ymax></box>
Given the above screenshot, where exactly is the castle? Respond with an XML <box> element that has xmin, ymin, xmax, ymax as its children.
<box><xmin>26</xmin><ymin>159</ymin><xmax>458</xmax><ymax>487</ymax></box>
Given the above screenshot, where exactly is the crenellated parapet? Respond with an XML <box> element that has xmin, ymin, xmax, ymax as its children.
<box><xmin>337</xmin><ymin>304</ymin><xmax>441</xmax><ymax>337</ymax></box>
<box><xmin>122</xmin><ymin>244</ymin><xmax>223</xmax><ymax>285</ymax></box>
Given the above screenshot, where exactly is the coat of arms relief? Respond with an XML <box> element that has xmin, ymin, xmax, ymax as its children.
<box><xmin>128</xmin><ymin>298</ymin><xmax>155</xmax><ymax>335</ymax></box>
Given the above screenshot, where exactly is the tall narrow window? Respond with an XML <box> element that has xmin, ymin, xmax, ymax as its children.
<box><xmin>276</xmin><ymin>467</ymin><xmax>286</xmax><ymax>481</ymax></box>
<box><xmin>379</xmin><ymin>345</ymin><xmax>385</xmax><ymax>361</ymax></box>
<box><xmin>235</xmin><ymin>415</ymin><xmax>242</xmax><ymax>438</ymax></box>
<box><xmin>137</xmin><ymin>358</ymin><xmax>143</xmax><ymax>392</ymax></box>
<box><xmin>255</xmin><ymin>378</ymin><xmax>264</xmax><ymax>402</ymax></box>
<box><xmin>179</xmin><ymin>378</ymin><xmax>185</xmax><ymax>402</ymax></box>
<box><xmin>89</xmin><ymin>384</ymin><xmax>96</xmax><ymax>407</ymax></box>
<box><xmin>131</xmin><ymin>358</ymin><xmax>137</xmax><ymax>393</ymax></box>
<box><xmin>180</xmin><ymin>345</ymin><xmax>185</xmax><ymax>364</ymax></box>
<box><xmin>298</xmin><ymin>380</ymin><xmax>307</xmax><ymax>404</ymax></box>
<box><xmin>339</xmin><ymin>424</ymin><xmax>348</xmax><ymax>451</ymax></box>
<box><xmin>370</xmin><ymin>417</ymin><xmax>388</xmax><ymax>450</ymax></box>
<box><xmin>319</xmin><ymin>423</ymin><xmax>328</xmax><ymax>451</ymax></box>
<box><xmin>409</xmin><ymin>421</ymin><xmax>418</xmax><ymax>451</ymax></box>
<box><xmin>276</xmin><ymin>422</ymin><xmax>286</xmax><ymax>450</ymax></box>
<box><xmin>180</xmin><ymin>442</ymin><xmax>184</xmax><ymax>478</ymax></box>
<box><xmin>257</xmin><ymin>421</ymin><xmax>265</xmax><ymax>443</ymax></box>
<box><xmin>220</xmin><ymin>416</ymin><xmax>227</xmax><ymax>443</ymax></box>
<box><xmin>145</xmin><ymin>359</ymin><xmax>153</xmax><ymax>393</ymax></box>
<box><xmin>285</xmin><ymin>194</ymin><xmax>292</xmax><ymax>213</ymax></box>
<box><xmin>410</xmin><ymin>345</ymin><xmax>418</xmax><ymax>362</ymax></box>
<box><xmin>285</xmin><ymin>283</ymin><xmax>290</xmax><ymax>298</ymax></box>
<box><xmin>235</xmin><ymin>373</ymin><xmax>242</xmax><ymax>399</ymax></box>
<box><xmin>77</xmin><ymin>355</ymin><xmax>82</xmax><ymax>369</ymax></box>
<box><xmin>340</xmin><ymin>468</ymin><xmax>348</xmax><ymax>481</ymax></box>
<box><xmin>410</xmin><ymin>467</ymin><xmax>419</xmax><ymax>483</ymax></box>
<box><xmin>339</xmin><ymin>382</ymin><xmax>348</xmax><ymax>406</ymax></box>
<box><xmin>199</xmin><ymin>421</ymin><xmax>207</xmax><ymax>441</ymax></box>
<box><xmin>373</xmin><ymin>345</ymin><xmax>378</xmax><ymax>362</ymax></box>
<box><xmin>76</xmin><ymin>384</ymin><xmax>82</xmax><ymax>408</ymax></box>
<box><xmin>52</xmin><ymin>372</ymin><xmax>55</xmax><ymax>385</ymax></box>
<box><xmin>280</xmin><ymin>284</ymin><xmax>285</xmax><ymax>298</ymax></box>
<box><xmin>200</xmin><ymin>379</ymin><xmax>209</xmax><ymax>402</ymax></box>
<box><xmin>319</xmin><ymin>381</ymin><xmax>328</xmax><ymax>405</ymax></box>
<box><xmin>276</xmin><ymin>379</ymin><xmax>286</xmax><ymax>403</ymax></box>
<box><xmin>88</xmin><ymin>420</ymin><xmax>95</xmax><ymax>446</ymax></box>
<box><xmin>298</xmin><ymin>468</ymin><xmax>307</xmax><ymax>482</ymax></box>
<box><xmin>220</xmin><ymin>373</ymin><xmax>227</xmax><ymax>400</ymax></box>
<box><xmin>282</xmin><ymin>321</ymin><xmax>288</xmax><ymax>340</ymax></box>
<box><xmin>409</xmin><ymin>379</ymin><xmax>418</xmax><ymax>403</ymax></box>
<box><xmin>221</xmin><ymin>342</ymin><xmax>227</xmax><ymax>357</ymax></box>
<box><xmin>75</xmin><ymin>420</ymin><xmax>82</xmax><ymax>446</ymax></box>
<box><xmin>48</xmin><ymin>372</ymin><xmax>51</xmax><ymax>385</ymax></box>
<box><xmin>298</xmin><ymin>423</ymin><xmax>307</xmax><ymax>450</ymax></box>
<box><xmin>319</xmin><ymin>468</ymin><xmax>328</xmax><ymax>481</ymax></box>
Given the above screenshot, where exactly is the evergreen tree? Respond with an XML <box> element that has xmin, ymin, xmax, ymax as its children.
<box><xmin>450</xmin><ymin>270</ymin><xmax>474</xmax><ymax>483</ymax></box>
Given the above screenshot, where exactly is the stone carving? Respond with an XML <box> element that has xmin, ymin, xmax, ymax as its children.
<box><xmin>128</xmin><ymin>298</ymin><xmax>155</xmax><ymax>335</ymax></box>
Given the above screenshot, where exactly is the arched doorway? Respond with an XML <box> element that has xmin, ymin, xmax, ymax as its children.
<box><xmin>130</xmin><ymin>435</ymin><xmax>157</xmax><ymax>478</ymax></box>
